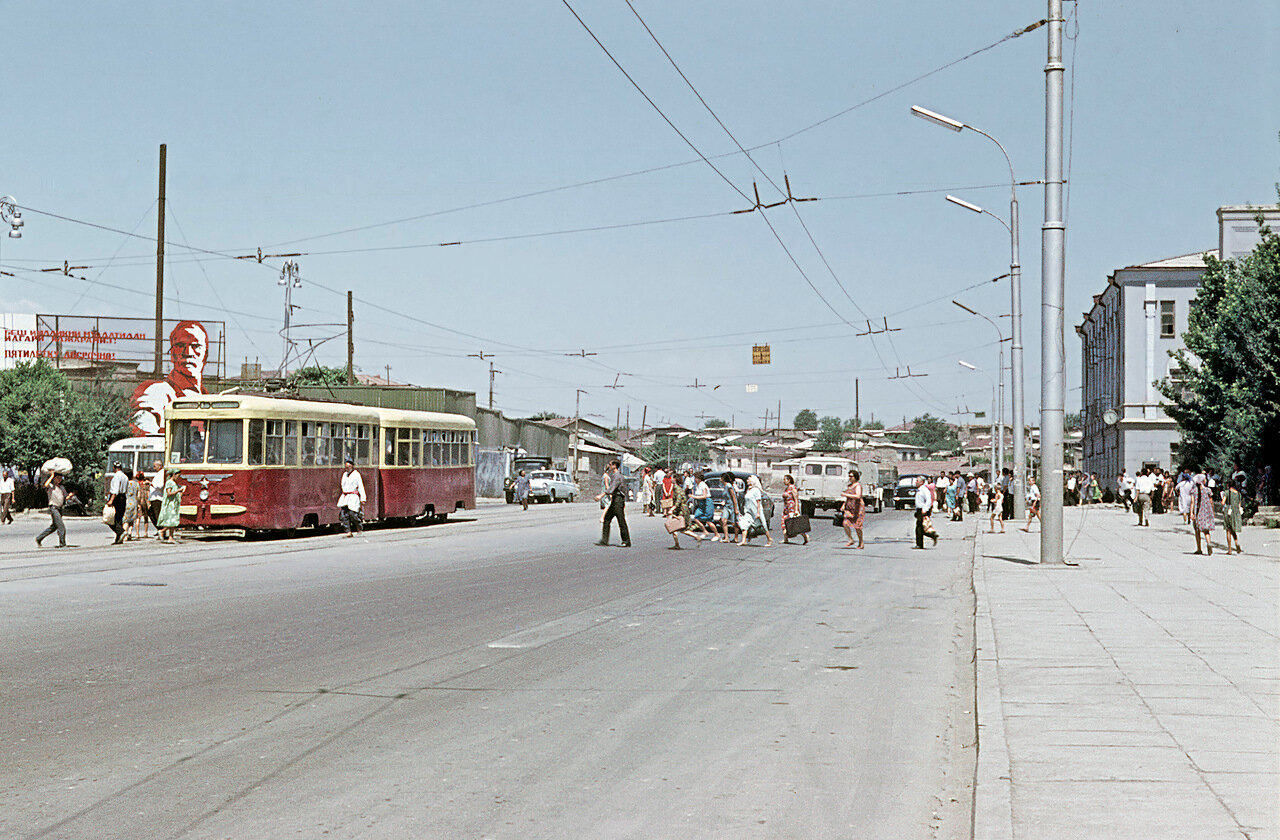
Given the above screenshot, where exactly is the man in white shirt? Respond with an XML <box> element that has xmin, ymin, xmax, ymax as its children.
<box><xmin>0</xmin><ymin>466</ymin><xmax>14</xmax><ymax>525</ymax></box>
<box><xmin>338</xmin><ymin>457</ymin><xmax>366</xmax><ymax>537</ymax></box>
<box><xmin>147</xmin><ymin>459</ymin><xmax>165</xmax><ymax>536</ymax></box>
<box><xmin>1134</xmin><ymin>468</ymin><xmax>1156</xmax><ymax>526</ymax></box>
<box><xmin>914</xmin><ymin>476</ymin><xmax>937</xmax><ymax>549</ymax></box>
<box><xmin>107</xmin><ymin>462</ymin><xmax>129</xmax><ymax>544</ymax></box>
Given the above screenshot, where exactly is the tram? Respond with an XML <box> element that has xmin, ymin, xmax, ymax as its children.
<box><xmin>163</xmin><ymin>394</ymin><xmax>476</xmax><ymax>533</ymax></box>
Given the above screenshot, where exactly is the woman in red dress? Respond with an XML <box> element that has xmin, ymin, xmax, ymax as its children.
<box><xmin>781</xmin><ymin>474</ymin><xmax>808</xmax><ymax>545</ymax></box>
<box><xmin>841</xmin><ymin>468</ymin><xmax>865</xmax><ymax>549</ymax></box>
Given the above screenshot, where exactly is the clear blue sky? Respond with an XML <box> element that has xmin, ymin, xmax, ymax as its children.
<box><xmin>3</xmin><ymin>1</ymin><xmax>1275</xmax><ymax>429</ymax></box>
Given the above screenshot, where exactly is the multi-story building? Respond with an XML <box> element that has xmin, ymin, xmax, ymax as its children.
<box><xmin>1077</xmin><ymin>206</ymin><xmax>1278</xmax><ymax>486</ymax></box>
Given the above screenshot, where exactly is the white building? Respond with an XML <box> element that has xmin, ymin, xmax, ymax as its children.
<box><xmin>1077</xmin><ymin>205</ymin><xmax>1278</xmax><ymax>485</ymax></box>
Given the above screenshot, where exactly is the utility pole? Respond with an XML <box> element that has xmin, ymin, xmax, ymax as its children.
<box><xmin>1041</xmin><ymin>0</ymin><xmax>1067</xmax><ymax>564</ymax></box>
<box><xmin>855</xmin><ymin>378</ymin><xmax>860</xmax><ymax>427</ymax></box>
<box><xmin>385</xmin><ymin>364</ymin><xmax>391</xmax><ymax>385</ymax></box>
<box><xmin>573</xmin><ymin>389</ymin><xmax>587</xmax><ymax>486</ymax></box>
<box><xmin>153</xmin><ymin>144</ymin><xmax>166</xmax><ymax>377</ymax></box>
<box><xmin>640</xmin><ymin>405</ymin><xmax>647</xmax><ymax>433</ymax></box>
<box><xmin>346</xmin><ymin>291</ymin><xmax>355</xmax><ymax>385</ymax></box>
<box><xmin>487</xmin><ymin>361</ymin><xmax>502</xmax><ymax>410</ymax></box>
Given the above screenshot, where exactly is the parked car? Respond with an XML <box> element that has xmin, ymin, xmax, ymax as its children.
<box><xmin>702</xmin><ymin>470</ymin><xmax>775</xmax><ymax>528</ymax></box>
<box><xmin>527</xmin><ymin>469</ymin><xmax>578</xmax><ymax>503</ymax></box>
<box><xmin>893</xmin><ymin>474</ymin><xmax>929</xmax><ymax>509</ymax></box>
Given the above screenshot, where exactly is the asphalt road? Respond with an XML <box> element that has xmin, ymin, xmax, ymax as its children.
<box><xmin>1</xmin><ymin>502</ymin><xmax>976</xmax><ymax>839</ymax></box>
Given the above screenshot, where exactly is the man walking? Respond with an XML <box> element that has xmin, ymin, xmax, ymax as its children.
<box><xmin>147</xmin><ymin>459</ymin><xmax>165</xmax><ymax>534</ymax></box>
<box><xmin>36</xmin><ymin>472</ymin><xmax>69</xmax><ymax>548</ymax></box>
<box><xmin>913</xmin><ymin>476</ymin><xmax>937</xmax><ymax>549</ymax></box>
<box><xmin>0</xmin><ymin>465</ymin><xmax>14</xmax><ymax>525</ymax></box>
<box><xmin>595</xmin><ymin>459</ymin><xmax>631</xmax><ymax>547</ymax></box>
<box><xmin>107</xmin><ymin>461</ymin><xmax>129</xmax><ymax>544</ymax></box>
<box><xmin>1134</xmin><ymin>467</ymin><xmax>1155</xmax><ymax>526</ymax></box>
<box><xmin>338</xmin><ymin>457</ymin><xmax>366</xmax><ymax>537</ymax></box>
<box><xmin>951</xmin><ymin>473</ymin><xmax>965</xmax><ymax>522</ymax></box>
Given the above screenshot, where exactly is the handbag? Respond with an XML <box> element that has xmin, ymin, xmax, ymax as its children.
<box><xmin>101</xmin><ymin>503</ymin><xmax>115</xmax><ymax>525</ymax></box>
<box><xmin>664</xmin><ymin>516</ymin><xmax>685</xmax><ymax>534</ymax></box>
<box><xmin>784</xmin><ymin>515</ymin><xmax>810</xmax><ymax>537</ymax></box>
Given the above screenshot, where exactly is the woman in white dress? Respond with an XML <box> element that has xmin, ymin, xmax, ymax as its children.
<box><xmin>738</xmin><ymin>475</ymin><xmax>774</xmax><ymax>547</ymax></box>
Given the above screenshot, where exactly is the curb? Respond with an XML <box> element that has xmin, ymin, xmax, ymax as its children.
<box><xmin>971</xmin><ymin>526</ymin><xmax>1013</xmax><ymax>840</ymax></box>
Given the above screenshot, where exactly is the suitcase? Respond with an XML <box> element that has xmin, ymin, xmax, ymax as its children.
<box><xmin>785</xmin><ymin>515</ymin><xmax>811</xmax><ymax>537</ymax></box>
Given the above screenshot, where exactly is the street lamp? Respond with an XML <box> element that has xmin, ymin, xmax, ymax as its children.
<box><xmin>278</xmin><ymin>259</ymin><xmax>302</xmax><ymax>375</ymax></box>
<box><xmin>953</xmin><ymin>300</ymin><xmax>1006</xmax><ymax>478</ymax></box>
<box><xmin>0</xmin><ymin>196</ymin><xmax>24</xmax><ymax>238</ymax></box>
<box><xmin>958</xmin><ymin>360</ymin><xmax>997</xmax><ymax>477</ymax></box>
<box><xmin>913</xmin><ymin>104</ymin><xmax>1026</xmax><ymax>519</ymax></box>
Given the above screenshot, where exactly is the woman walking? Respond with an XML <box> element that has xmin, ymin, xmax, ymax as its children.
<box><xmin>158</xmin><ymin>467</ymin><xmax>182</xmax><ymax>543</ymax></box>
<box><xmin>686</xmin><ymin>471</ymin><xmax>717</xmax><ymax>542</ymax></box>
<box><xmin>989</xmin><ymin>482</ymin><xmax>1006</xmax><ymax>533</ymax></box>
<box><xmin>1177</xmin><ymin>472</ymin><xmax>1195</xmax><ymax>525</ymax></box>
<box><xmin>840</xmin><ymin>468</ymin><xmax>865</xmax><ymax>549</ymax></box>
<box><xmin>739</xmin><ymin>475</ymin><xmax>774</xmax><ymax>547</ymax></box>
<box><xmin>1192</xmin><ymin>473</ymin><xmax>1216</xmax><ymax>555</ymax></box>
<box><xmin>781</xmin><ymin>474</ymin><xmax>808</xmax><ymax>545</ymax></box>
<box><xmin>1222</xmin><ymin>478</ymin><xmax>1244</xmax><ymax>554</ymax></box>
<box><xmin>665</xmin><ymin>477</ymin><xmax>691</xmax><ymax>548</ymax></box>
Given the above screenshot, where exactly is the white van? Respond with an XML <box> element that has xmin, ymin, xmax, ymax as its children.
<box><xmin>786</xmin><ymin>456</ymin><xmax>883</xmax><ymax>516</ymax></box>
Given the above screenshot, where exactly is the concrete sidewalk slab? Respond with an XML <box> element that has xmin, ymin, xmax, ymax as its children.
<box><xmin>973</xmin><ymin>505</ymin><xmax>1279</xmax><ymax>840</ymax></box>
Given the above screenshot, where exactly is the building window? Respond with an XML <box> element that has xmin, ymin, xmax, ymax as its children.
<box><xmin>1160</xmin><ymin>301</ymin><xmax>1175</xmax><ymax>338</ymax></box>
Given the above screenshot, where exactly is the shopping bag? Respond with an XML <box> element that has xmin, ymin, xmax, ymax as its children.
<box><xmin>785</xmin><ymin>516</ymin><xmax>810</xmax><ymax>537</ymax></box>
<box><xmin>101</xmin><ymin>504</ymin><xmax>115</xmax><ymax>525</ymax></box>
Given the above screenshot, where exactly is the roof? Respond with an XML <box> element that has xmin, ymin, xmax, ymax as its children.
<box><xmin>1122</xmin><ymin>250</ymin><xmax>1216</xmax><ymax>270</ymax></box>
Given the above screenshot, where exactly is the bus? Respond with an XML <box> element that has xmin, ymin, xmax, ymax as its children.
<box><xmin>164</xmin><ymin>394</ymin><xmax>476</xmax><ymax>534</ymax></box>
<box><xmin>105</xmin><ymin>435</ymin><xmax>166</xmax><ymax>498</ymax></box>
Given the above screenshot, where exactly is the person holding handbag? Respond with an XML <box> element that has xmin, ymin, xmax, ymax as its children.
<box><xmin>781</xmin><ymin>474</ymin><xmax>808</xmax><ymax>545</ymax></box>
<box><xmin>738</xmin><ymin>475</ymin><xmax>774</xmax><ymax>547</ymax></box>
<box><xmin>840</xmin><ymin>468</ymin><xmax>865</xmax><ymax>549</ymax></box>
<box><xmin>664</xmin><ymin>479</ymin><xmax>693</xmax><ymax>549</ymax></box>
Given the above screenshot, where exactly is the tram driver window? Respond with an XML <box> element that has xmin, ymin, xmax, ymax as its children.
<box><xmin>206</xmin><ymin>420</ymin><xmax>244</xmax><ymax>464</ymax></box>
<box><xmin>170</xmin><ymin>420</ymin><xmax>206</xmax><ymax>464</ymax></box>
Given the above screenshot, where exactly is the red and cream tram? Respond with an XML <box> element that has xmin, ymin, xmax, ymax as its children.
<box><xmin>164</xmin><ymin>394</ymin><xmax>476</xmax><ymax>533</ymax></box>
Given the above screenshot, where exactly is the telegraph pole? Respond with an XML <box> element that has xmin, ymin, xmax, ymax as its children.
<box><xmin>346</xmin><ymin>291</ymin><xmax>355</xmax><ymax>385</ymax></box>
<box><xmin>153</xmin><ymin>144</ymin><xmax>166</xmax><ymax>376</ymax></box>
<box><xmin>1040</xmin><ymin>0</ymin><xmax>1068</xmax><ymax>564</ymax></box>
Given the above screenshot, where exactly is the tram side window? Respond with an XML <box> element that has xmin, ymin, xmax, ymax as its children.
<box><xmin>207</xmin><ymin>420</ymin><xmax>244</xmax><ymax>464</ymax></box>
<box><xmin>314</xmin><ymin>422</ymin><xmax>329</xmax><ymax>466</ymax></box>
<box><xmin>428</xmin><ymin>430</ymin><xmax>439</xmax><ymax>466</ymax></box>
<box><xmin>447</xmin><ymin>431</ymin><xmax>457</xmax><ymax>466</ymax></box>
<box><xmin>411</xmin><ymin>428</ymin><xmax>422</xmax><ymax>466</ymax></box>
<box><xmin>170</xmin><ymin>420</ymin><xmax>206</xmax><ymax>464</ymax></box>
<box><xmin>394</xmin><ymin>428</ymin><xmax>410</xmax><ymax>466</ymax></box>
<box><xmin>283</xmin><ymin>420</ymin><xmax>298</xmax><ymax>465</ymax></box>
<box><xmin>383</xmin><ymin>428</ymin><xmax>394</xmax><ymax>465</ymax></box>
<box><xmin>263</xmin><ymin>420</ymin><xmax>284</xmax><ymax>466</ymax></box>
<box><xmin>300</xmin><ymin>421</ymin><xmax>317</xmax><ymax>466</ymax></box>
<box><xmin>358</xmin><ymin>425</ymin><xmax>372</xmax><ymax>466</ymax></box>
<box><xmin>248</xmin><ymin>419</ymin><xmax>265</xmax><ymax>466</ymax></box>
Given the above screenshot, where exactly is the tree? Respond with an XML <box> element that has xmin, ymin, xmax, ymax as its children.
<box><xmin>863</xmin><ymin>419</ymin><xmax>885</xmax><ymax>430</ymax></box>
<box><xmin>528</xmin><ymin>411</ymin><xmax>565</xmax><ymax>421</ymax></box>
<box><xmin>288</xmin><ymin>365</ymin><xmax>349</xmax><ymax>387</ymax></box>
<box><xmin>0</xmin><ymin>361</ymin><xmax>130</xmax><ymax>505</ymax></box>
<box><xmin>793</xmin><ymin>409</ymin><xmax>818</xmax><ymax>431</ymax></box>
<box><xmin>1064</xmin><ymin>411</ymin><xmax>1082</xmax><ymax>431</ymax></box>
<box><xmin>1158</xmin><ymin>216</ymin><xmax>1279</xmax><ymax>479</ymax></box>
<box><xmin>813</xmin><ymin>416</ymin><xmax>845</xmax><ymax>452</ymax></box>
<box><xmin>843</xmin><ymin>417</ymin><xmax>862</xmax><ymax>434</ymax></box>
<box><xmin>902</xmin><ymin>414</ymin><xmax>960</xmax><ymax>456</ymax></box>
<box><xmin>642</xmin><ymin>434</ymin><xmax>711</xmax><ymax>470</ymax></box>
<box><xmin>703</xmin><ymin>418</ymin><xmax>728</xmax><ymax>429</ymax></box>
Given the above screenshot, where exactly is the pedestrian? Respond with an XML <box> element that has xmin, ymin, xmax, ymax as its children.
<box><xmin>989</xmin><ymin>482</ymin><xmax>1005</xmax><ymax>533</ymax></box>
<box><xmin>640</xmin><ymin>467</ymin><xmax>655</xmax><ymax>517</ymax></box>
<box><xmin>598</xmin><ymin>466</ymin><xmax>610</xmax><ymax>524</ymax></box>
<box><xmin>338</xmin><ymin>456</ymin><xmax>366</xmax><ymax>537</ymax></box>
<box><xmin>740</xmin><ymin>474</ymin><xmax>774</xmax><ymax>547</ymax></box>
<box><xmin>1022</xmin><ymin>479</ymin><xmax>1041</xmax><ymax>532</ymax></box>
<box><xmin>1191</xmin><ymin>473</ymin><xmax>1216</xmax><ymax>555</ymax></box>
<box><xmin>840</xmin><ymin>468</ymin><xmax>865</xmax><ymax>549</ymax></box>
<box><xmin>937</xmin><ymin>472</ymin><xmax>952</xmax><ymax>514</ymax></box>
<box><xmin>0</xmin><ymin>465</ymin><xmax>14</xmax><ymax>525</ymax></box>
<box><xmin>1161</xmin><ymin>471</ymin><xmax>1176</xmax><ymax>514</ymax></box>
<box><xmin>594</xmin><ymin>459</ymin><xmax>631</xmax><ymax>547</ymax></box>
<box><xmin>107</xmin><ymin>461</ymin><xmax>129</xmax><ymax>544</ymax></box>
<box><xmin>913</xmin><ymin>476</ymin><xmax>937</xmax><ymax>549</ymax></box>
<box><xmin>134</xmin><ymin>469</ymin><xmax>151</xmax><ymax>540</ymax></box>
<box><xmin>148</xmin><ymin>460</ymin><xmax>165</xmax><ymax>536</ymax></box>
<box><xmin>1133</xmin><ymin>467</ymin><xmax>1155</xmax><ymax>526</ymax></box>
<box><xmin>513</xmin><ymin>469</ymin><xmax>531</xmax><ymax>511</ymax></box>
<box><xmin>35</xmin><ymin>472</ymin><xmax>69</xmax><ymax>548</ymax></box>
<box><xmin>966</xmin><ymin>473</ymin><xmax>978</xmax><ymax>514</ymax></box>
<box><xmin>1222</xmin><ymin>478</ymin><xmax>1244</xmax><ymax>554</ymax></box>
<box><xmin>1088</xmin><ymin>472</ymin><xmax>1102</xmax><ymax>504</ymax></box>
<box><xmin>1118</xmin><ymin>470</ymin><xmax>1133</xmax><ymax>511</ymax></box>
<box><xmin>718</xmin><ymin>471</ymin><xmax>741</xmax><ymax>544</ymax></box>
<box><xmin>950</xmin><ymin>473</ymin><xmax>965</xmax><ymax>522</ymax></box>
<box><xmin>122</xmin><ymin>469</ymin><xmax>141</xmax><ymax>542</ymax></box>
<box><xmin>659</xmin><ymin>469</ymin><xmax>675</xmax><ymax>516</ymax></box>
<box><xmin>1001</xmin><ymin>468</ymin><xmax>1016</xmax><ymax>523</ymax></box>
<box><xmin>1177</xmin><ymin>472</ymin><xmax>1195</xmax><ymax>524</ymax></box>
<box><xmin>158</xmin><ymin>467</ymin><xmax>182</xmax><ymax>543</ymax></box>
<box><xmin>687</xmin><ymin>470</ymin><xmax>717</xmax><ymax>542</ymax></box>
<box><xmin>1150</xmin><ymin>469</ymin><xmax>1165</xmax><ymax>515</ymax></box>
<box><xmin>665</xmin><ymin>475</ymin><xmax>691</xmax><ymax>548</ymax></box>
<box><xmin>781</xmin><ymin>473</ymin><xmax>809</xmax><ymax>545</ymax></box>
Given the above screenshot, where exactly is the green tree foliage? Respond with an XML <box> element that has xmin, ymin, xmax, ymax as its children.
<box><xmin>1158</xmin><ymin>218</ymin><xmax>1279</xmax><ymax>474</ymax></box>
<box><xmin>1064</xmin><ymin>411</ymin><xmax>1082</xmax><ymax>431</ymax></box>
<box><xmin>0</xmin><ymin>362</ymin><xmax>130</xmax><ymax>505</ymax></box>
<box><xmin>793</xmin><ymin>409</ymin><xmax>818</xmax><ymax>430</ymax></box>
<box><xmin>862</xmin><ymin>419</ymin><xmax>885</xmax><ymax>430</ymax></box>
<box><xmin>288</xmin><ymin>365</ymin><xmax>349</xmax><ymax>387</ymax></box>
<box><xmin>813</xmin><ymin>416</ymin><xmax>845</xmax><ymax>452</ymax></box>
<box><xmin>528</xmin><ymin>411</ymin><xmax>566</xmax><ymax>421</ymax></box>
<box><xmin>642</xmin><ymin>434</ymin><xmax>711</xmax><ymax>469</ymax></box>
<box><xmin>902</xmin><ymin>414</ymin><xmax>960</xmax><ymax>456</ymax></box>
<box><xmin>702</xmin><ymin>418</ymin><xmax>729</xmax><ymax>429</ymax></box>
<box><xmin>843</xmin><ymin>417</ymin><xmax>862</xmax><ymax>434</ymax></box>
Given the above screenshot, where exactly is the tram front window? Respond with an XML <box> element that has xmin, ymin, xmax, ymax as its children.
<box><xmin>206</xmin><ymin>420</ymin><xmax>244</xmax><ymax>464</ymax></box>
<box><xmin>170</xmin><ymin>420</ymin><xmax>206</xmax><ymax>464</ymax></box>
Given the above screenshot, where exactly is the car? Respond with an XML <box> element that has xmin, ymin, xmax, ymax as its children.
<box><xmin>527</xmin><ymin>470</ymin><xmax>578</xmax><ymax>503</ymax></box>
<box><xmin>701</xmin><ymin>470</ymin><xmax>775</xmax><ymax>529</ymax></box>
<box><xmin>893</xmin><ymin>474</ymin><xmax>929</xmax><ymax>509</ymax></box>
<box><xmin>505</xmin><ymin>456</ymin><xmax>553</xmax><ymax>503</ymax></box>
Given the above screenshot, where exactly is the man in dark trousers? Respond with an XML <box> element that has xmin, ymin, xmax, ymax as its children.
<box><xmin>595</xmin><ymin>459</ymin><xmax>631</xmax><ymax>547</ymax></box>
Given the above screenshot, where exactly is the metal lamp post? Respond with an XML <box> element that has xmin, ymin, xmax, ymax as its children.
<box><xmin>278</xmin><ymin>259</ymin><xmax>302</xmax><ymax>376</ymax></box>
<box><xmin>958</xmin><ymin>361</ymin><xmax>997</xmax><ymax>474</ymax></box>
<box><xmin>0</xmin><ymin>196</ymin><xmax>24</xmax><ymax>238</ymax></box>
<box><xmin>953</xmin><ymin>299</ymin><xmax>1005</xmax><ymax>477</ymax></box>
<box><xmin>912</xmin><ymin>105</ymin><xmax>1026</xmax><ymax>518</ymax></box>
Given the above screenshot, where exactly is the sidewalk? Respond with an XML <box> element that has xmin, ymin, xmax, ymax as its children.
<box><xmin>973</xmin><ymin>505</ymin><xmax>1279</xmax><ymax>839</ymax></box>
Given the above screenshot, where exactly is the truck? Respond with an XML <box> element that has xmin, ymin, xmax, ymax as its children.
<box><xmin>784</xmin><ymin>455</ymin><xmax>884</xmax><ymax>517</ymax></box>
<box><xmin>503</xmin><ymin>455</ymin><xmax>553</xmax><ymax>503</ymax></box>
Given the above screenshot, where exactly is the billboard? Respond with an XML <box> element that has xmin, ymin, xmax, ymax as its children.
<box><xmin>1</xmin><ymin>314</ymin><xmax>226</xmax><ymax>435</ymax></box>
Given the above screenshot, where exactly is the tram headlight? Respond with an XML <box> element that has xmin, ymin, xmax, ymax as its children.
<box><xmin>199</xmin><ymin>489</ymin><xmax>209</xmax><ymax>501</ymax></box>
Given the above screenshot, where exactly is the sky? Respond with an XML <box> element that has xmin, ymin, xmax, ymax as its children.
<box><xmin>2</xmin><ymin>1</ymin><xmax>1276</xmax><ymax>431</ymax></box>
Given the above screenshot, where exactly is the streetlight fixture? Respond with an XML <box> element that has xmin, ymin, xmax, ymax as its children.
<box><xmin>913</xmin><ymin>104</ymin><xmax>1026</xmax><ymax>519</ymax></box>
<box><xmin>0</xmin><ymin>196</ymin><xmax>24</xmax><ymax>238</ymax></box>
<box><xmin>953</xmin><ymin>300</ymin><xmax>1006</xmax><ymax>478</ymax></box>
<box><xmin>278</xmin><ymin>259</ymin><xmax>302</xmax><ymax>376</ymax></box>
